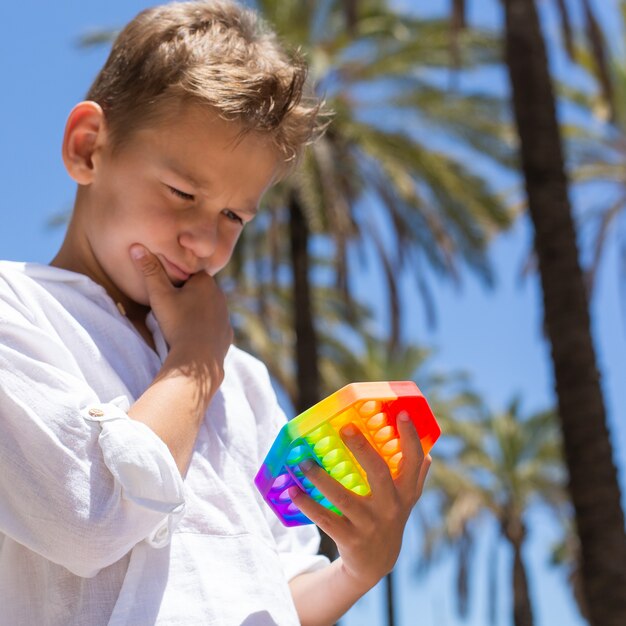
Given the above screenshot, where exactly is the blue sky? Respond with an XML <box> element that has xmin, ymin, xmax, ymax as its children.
<box><xmin>0</xmin><ymin>1</ymin><xmax>623</xmax><ymax>625</ymax></box>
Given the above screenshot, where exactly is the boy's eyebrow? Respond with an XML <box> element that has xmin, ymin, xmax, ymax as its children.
<box><xmin>162</xmin><ymin>158</ymin><xmax>206</xmax><ymax>189</ymax></box>
<box><xmin>162</xmin><ymin>159</ymin><xmax>258</xmax><ymax>216</ymax></box>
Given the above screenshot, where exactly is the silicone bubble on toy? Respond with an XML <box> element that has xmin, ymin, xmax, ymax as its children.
<box><xmin>255</xmin><ymin>381</ymin><xmax>441</xmax><ymax>527</ymax></box>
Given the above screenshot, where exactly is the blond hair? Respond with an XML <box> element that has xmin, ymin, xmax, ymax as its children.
<box><xmin>86</xmin><ymin>0</ymin><xmax>326</xmax><ymax>175</ymax></box>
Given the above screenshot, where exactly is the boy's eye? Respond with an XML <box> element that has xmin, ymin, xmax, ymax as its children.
<box><xmin>168</xmin><ymin>186</ymin><xmax>195</xmax><ymax>201</ymax></box>
<box><xmin>223</xmin><ymin>209</ymin><xmax>244</xmax><ymax>226</ymax></box>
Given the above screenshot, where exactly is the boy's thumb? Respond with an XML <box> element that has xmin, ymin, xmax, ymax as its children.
<box><xmin>130</xmin><ymin>244</ymin><xmax>148</xmax><ymax>262</ymax></box>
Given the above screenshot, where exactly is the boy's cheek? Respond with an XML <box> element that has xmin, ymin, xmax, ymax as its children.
<box><xmin>207</xmin><ymin>247</ymin><xmax>237</xmax><ymax>277</ymax></box>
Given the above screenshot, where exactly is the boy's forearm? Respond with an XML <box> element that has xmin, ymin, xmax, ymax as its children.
<box><xmin>128</xmin><ymin>347</ymin><xmax>222</xmax><ymax>474</ymax></box>
<box><xmin>289</xmin><ymin>558</ymin><xmax>375</xmax><ymax>626</ymax></box>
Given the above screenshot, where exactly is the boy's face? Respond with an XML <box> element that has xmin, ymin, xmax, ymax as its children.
<box><xmin>72</xmin><ymin>103</ymin><xmax>278</xmax><ymax>307</ymax></box>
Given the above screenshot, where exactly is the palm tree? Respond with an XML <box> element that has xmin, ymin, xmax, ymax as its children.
<box><xmin>240</xmin><ymin>0</ymin><xmax>516</xmax><ymax>414</ymax></box>
<box><xmin>501</xmin><ymin>0</ymin><xmax>626</xmax><ymax>623</ymax></box>
<box><xmin>420</xmin><ymin>400</ymin><xmax>570</xmax><ymax>626</ymax></box>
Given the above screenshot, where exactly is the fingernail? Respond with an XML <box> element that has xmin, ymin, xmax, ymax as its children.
<box><xmin>130</xmin><ymin>245</ymin><xmax>146</xmax><ymax>260</ymax></box>
<box><xmin>342</xmin><ymin>424</ymin><xmax>357</xmax><ymax>437</ymax></box>
<box><xmin>398</xmin><ymin>411</ymin><xmax>410</xmax><ymax>422</ymax></box>
<box><xmin>299</xmin><ymin>458</ymin><xmax>314</xmax><ymax>472</ymax></box>
<box><xmin>288</xmin><ymin>486</ymin><xmax>301</xmax><ymax>499</ymax></box>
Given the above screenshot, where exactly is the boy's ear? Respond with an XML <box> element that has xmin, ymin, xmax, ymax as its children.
<box><xmin>62</xmin><ymin>101</ymin><xmax>107</xmax><ymax>185</ymax></box>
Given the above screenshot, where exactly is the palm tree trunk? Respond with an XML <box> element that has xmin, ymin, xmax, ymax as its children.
<box><xmin>502</xmin><ymin>516</ymin><xmax>534</xmax><ymax>626</ymax></box>
<box><xmin>511</xmin><ymin>538</ymin><xmax>534</xmax><ymax>626</ymax></box>
<box><xmin>288</xmin><ymin>194</ymin><xmax>321</xmax><ymax>413</ymax></box>
<box><xmin>288</xmin><ymin>194</ymin><xmax>340</xmax><ymax>576</ymax></box>
<box><xmin>385</xmin><ymin>571</ymin><xmax>396</xmax><ymax>626</ymax></box>
<box><xmin>503</xmin><ymin>1</ymin><xmax>626</xmax><ymax>624</ymax></box>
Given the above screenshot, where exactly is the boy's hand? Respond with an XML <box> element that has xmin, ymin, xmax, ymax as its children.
<box><xmin>289</xmin><ymin>411</ymin><xmax>431</xmax><ymax>593</ymax></box>
<box><xmin>127</xmin><ymin>244</ymin><xmax>232</xmax><ymax>472</ymax></box>
<box><xmin>130</xmin><ymin>244</ymin><xmax>232</xmax><ymax>366</ymax></box>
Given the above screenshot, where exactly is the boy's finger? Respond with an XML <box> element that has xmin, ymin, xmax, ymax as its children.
<box><xmin>414</xmin><ymin>454</ymin><xmax>432</xmax><ymax>501</ymax></box>
<box><xmin>287</xmin><ymin>484</ymin><xmax>351</xmax><ymax>542</ymax></box>
<box><xmin>297</xmin><ymin>459</ymin><xmax>366</xmax><ymax>520</ymax></box>
<box><xmin>340</xmin><ymin>424</ymin><xmax>395</xmax><ymax>498</ymax></box>
<box><xmin>130</xmin><ymin>245</ymin><xmax>173</xmax><ymax>299</ymax></box>
<box><xmin>394</xmin><ymin>410</ymin><xmax>426</xmax><ymax>494</ymax></box>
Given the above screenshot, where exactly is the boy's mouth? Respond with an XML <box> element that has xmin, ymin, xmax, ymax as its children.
<box><xmin>160</xmin><ymin>256</ymin><xmax>191</xmax><ymax>283</ymax></box>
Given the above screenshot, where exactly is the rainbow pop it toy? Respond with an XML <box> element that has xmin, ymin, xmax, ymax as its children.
<box><xmin>255</xmin><ymin>381</ymin><xmax>440</xmax><ymax>526</ymax></box>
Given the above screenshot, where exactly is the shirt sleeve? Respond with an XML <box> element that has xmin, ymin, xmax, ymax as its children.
<box><xmin>0</xmin><ymin>303</ymin><xmax>185</xmax><ymax>578</ymax></box>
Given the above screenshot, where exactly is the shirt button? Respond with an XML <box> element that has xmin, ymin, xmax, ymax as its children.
<box><xmin>88</xmin><ymin>408</ymin><xmax>105</xmax><ymax>417</ymax></box>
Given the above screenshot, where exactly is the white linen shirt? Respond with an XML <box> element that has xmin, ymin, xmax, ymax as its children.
<box><xmin>0</xmin><ymin>261</ymin><xmax>327</xmax><ymax>626</ymax></box>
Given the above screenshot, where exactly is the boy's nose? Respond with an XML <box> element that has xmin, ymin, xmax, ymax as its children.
<box><xmin>178</xmin><ymin>220</ymin><xmax>218</xmax><ymax>260</ymax></box>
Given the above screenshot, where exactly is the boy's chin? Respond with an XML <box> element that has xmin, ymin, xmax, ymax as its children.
<box><xmin>124</xmin><ymin>284</ymin><xmax>151</xmax><ymax>309</ymax></box>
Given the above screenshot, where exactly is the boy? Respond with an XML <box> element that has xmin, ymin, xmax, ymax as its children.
<box><xmin>0</xmin><ymin>1</ymin><xmax>431</xmax><ymax>624</ymax></box>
